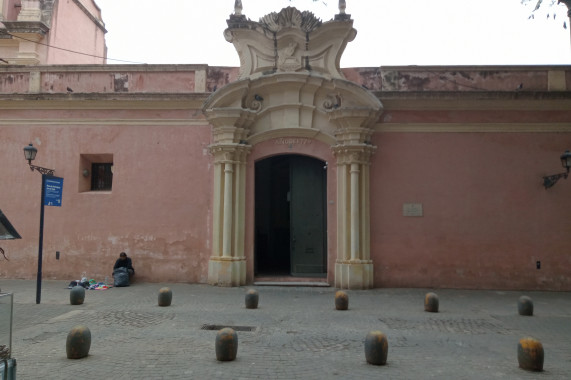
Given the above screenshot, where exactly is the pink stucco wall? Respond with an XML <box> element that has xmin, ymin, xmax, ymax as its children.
<box><xmin>46</xmin><ymin>0</ymin><xmax>106</xmax><ymax>64</ymax></box>
<box><xmin>0</xmin><ymin>0</ymin><xmax>105</xmax><ymax>64</ymax></box>
<box><xmin>370</xmin><ymin>133</ymin><xmax>571</xmax><ymax>290</ymax></box>
<box><xmin>3</xmin><ymin>0</ymin><xmax>20</xmax><ymax>20</ymax></box>
<box><xmin>1</xmin><ymin>65</ymin><xmax>570</xmax><ymax>290</ymax></box>
<box><xmin>0</xmin><ymin>65</ymin><xmax>239</xmax><ymax>94</ymax></box>
<box><xmin>0</xmin><ymin>116</ymin><xmax>214</xmax><ymax>283</ymax></box>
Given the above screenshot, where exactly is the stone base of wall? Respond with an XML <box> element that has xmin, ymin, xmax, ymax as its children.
<box><xmin>207</xmin><ymin>257</ymin><xmax>246</xmax><ymax>286</ymax></box>
<box><xmin>335</xmin><ymin>260</ymin><xmax>373</xmax><ymax>289</ymax></box>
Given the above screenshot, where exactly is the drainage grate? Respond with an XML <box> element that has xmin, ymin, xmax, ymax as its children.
<box><xmin>200</xmin><ymin>324</ymin><xmax>258</xmax><ymax>332</ymax></box>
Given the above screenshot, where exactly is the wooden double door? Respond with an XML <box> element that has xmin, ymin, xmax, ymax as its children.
<box><xmin>255</xmin><ymin>155</ymin><xmax>327</xmax><ymax>277</ymax></box>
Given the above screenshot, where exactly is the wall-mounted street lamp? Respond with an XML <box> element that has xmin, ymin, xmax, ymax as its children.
<box><xmin>23</xmin><ymin>143</ymin><xmax>56</xmax><ymax>304</ymax></box>
<box><xmin>543</xmin><ymin>150</ymin><xmax>571</xmax><ymax>189</ymax></box>
<box><xmin>24</xmin><ymin>143</ymin><xmax>54</xmax><ymax>175</ymax></box>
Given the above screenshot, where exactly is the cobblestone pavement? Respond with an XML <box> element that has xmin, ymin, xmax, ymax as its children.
<box><xmin>1</xmin><ymin>279</ymin><xmax>570</xmax><ymax>379</ymax></box>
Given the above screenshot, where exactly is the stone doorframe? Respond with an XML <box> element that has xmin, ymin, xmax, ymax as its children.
<box><xmin>203</xmin><ymin>73</ymin><xmax>382</xmax><ymax>289</ymax></box>
<box><xmin>202</xmin><ymin>5</ymin><xmax>383</xmax><ymax>289</ymax></box>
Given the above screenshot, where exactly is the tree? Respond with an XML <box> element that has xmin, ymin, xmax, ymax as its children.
<box><xmin>522</xmin><ymin>0</ymin><xmax>570</xmax><ymax>29</ymax></box>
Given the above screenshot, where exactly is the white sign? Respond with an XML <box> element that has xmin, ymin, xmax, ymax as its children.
<box><xmin>403</xmin><ymin>203</ymin><xmax>423</xmax><ymax>217</ymax></box>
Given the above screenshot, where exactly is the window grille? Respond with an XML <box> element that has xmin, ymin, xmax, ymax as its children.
<box><xmin>91</xmin><ymin>163</ymin><xmax>113</xmax><ymax>191</ymax></box>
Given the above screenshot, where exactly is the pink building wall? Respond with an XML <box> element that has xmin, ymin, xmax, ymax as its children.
<box><xmin>2</xmin><ymin>116</ymin><xmax>213</xmax><ymax>283</ymax></box>
<box><xmin>1</xmin><ymin>65</ymin><xmax>570</xmax><ymax>290</ymax></box>
<box><xmin>371</xmin><ymin>133</ymin><xmax>571</xmax><ymax>290</ymax></box>
<box><xmin>45</xmin><ymin>0</ymin><xmax>107</xmax><ymax>64</ymax></box>
<box><xmin>0</xmin><ymin>0</ymin><xmax>106</xmax><ymax>65</ymax></box>
<box><xmin>3</xmin><ymin>0</ymin><xmax>20</xmax><ymax>20</ymax></box>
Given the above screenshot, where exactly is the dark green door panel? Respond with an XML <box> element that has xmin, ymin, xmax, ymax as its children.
<box><xmin>290</xmin><ymin>156</ymin><xmax>327</xmax><ymax>276</ymax></box>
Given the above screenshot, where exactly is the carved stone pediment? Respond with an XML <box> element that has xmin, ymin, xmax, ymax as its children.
<box><xmin>207</xmin><ymin>4</ymin><xmax>382</xmax><ymax>148</ymax></box>
<box><xmin>224</xmin><ymin>6</ymin><xmax>356</xmax><ymax>80</ymax></box>
<box><xmin>259</xmin><ymin>7</ymin><xmax>322</xmax><ymax>34</ymax></box>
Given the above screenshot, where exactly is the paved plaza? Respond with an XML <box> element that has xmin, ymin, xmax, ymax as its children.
<box><xmin>1</xmin><ymin>279</ymin><xmax>571</xmax><ymax>379</ymax></box>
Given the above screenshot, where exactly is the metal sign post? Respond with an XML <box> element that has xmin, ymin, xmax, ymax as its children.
<box><xmin>36</xmin><ymin>175</ymin><xmax>63</xmax><ymax>304</ymax></box>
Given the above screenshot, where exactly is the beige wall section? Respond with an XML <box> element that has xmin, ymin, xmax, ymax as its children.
<box><xmin>548</xmin><ymin>70</ymin><xmax>567</xmax><ymax>91</ymax></box>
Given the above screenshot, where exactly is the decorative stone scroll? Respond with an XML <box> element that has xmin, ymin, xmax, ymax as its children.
<box><xmin>259</xmin><ymin>7</ymin><xmax>322</xmax><ymax>33</ymax></box>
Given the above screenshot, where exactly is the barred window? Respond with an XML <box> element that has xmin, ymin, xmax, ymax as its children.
<box><xmin>91</xmin><ymin>163</ymin><xmax>113</xmax><ymax>191</ymax></box>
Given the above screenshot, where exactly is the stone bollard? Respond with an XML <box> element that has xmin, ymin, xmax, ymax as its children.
<box><xmin>518</xmin><ymin>296</ymin><xmax>533</xmax><ymax>316</ymax></box>
<box><xmin>424</xmin><ymin>292</ymin><xmax>439</xmax><ymax>313</ymax></box>
<box><xmin>245</xmin><ymin>289</ymin><xmax>259</xmax><ymax>309</ymax></box>
<box><xmin>158</xmin><ymin>287</ymin><xmax>172</xmax><ymax>307</ymax></box>
<box><xmin>215</xmin><ymin>328</ymin><xmax>238</xmax><ymax>361</ymax></box>
<box><xmin>66</xmin><ymin>325</ymin><xmax>91</xmax><ymax>359</ymax></box>
<box><xmin>335</xmin><ymin>290</ymin><xmax>349</xmax><ymax>310</ymax></box>
<box><xmin>364</xmin><ymin>331</ymin><xmax>388</xmax><ymax>365</ymax></box>
<box><xmin>517</xmin><ymin>337</ymin><xmax>544</xmax><ymax>371</ymax></box>
<box><xmin>70</xmin><ymin>285</ymin><xmax>85</xmax><ymax>305</ymax></box>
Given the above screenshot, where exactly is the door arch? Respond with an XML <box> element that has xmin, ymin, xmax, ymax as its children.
<box><xmin>255</xmin><ymin>154</ymin><xmax>327</xmax><ymax>277</ymax></box>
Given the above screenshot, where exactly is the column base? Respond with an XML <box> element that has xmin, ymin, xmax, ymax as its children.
<box><xmin>207</xmin><ymin>256</ymin><xmax>246</xmax><ymax>287</ymax></box>
<box><xmin>335</xmin><ymin>260</ymin><xmax>373</xmax><ymax>289</ymax></box>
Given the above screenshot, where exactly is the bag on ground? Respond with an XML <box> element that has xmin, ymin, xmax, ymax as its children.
<box><xmin>113</xmin><ymin>267</ymin><xmax>130</xmax><ymax>287</ymax></box>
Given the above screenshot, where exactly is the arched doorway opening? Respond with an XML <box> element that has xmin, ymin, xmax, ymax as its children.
<box><xmin>255</xmin><ymin>154</ymin><xmax>327</xmax><ymax>278</ymax></box>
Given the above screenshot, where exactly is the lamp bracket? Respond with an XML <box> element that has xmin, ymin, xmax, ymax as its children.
<box><xmin>29</xmin><ymin>164</ymin><xmax>55</xmax><ymax>176</ymax></box>
<box><xmin>542</xmin><ymin>172</ymin><xmax>568</xmax><ymax>189</ymax></box>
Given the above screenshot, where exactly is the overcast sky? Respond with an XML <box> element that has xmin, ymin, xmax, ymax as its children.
<box><xmin>94</xmin><ymin>0</ymin><xmax>571</xmax><ymax>67</ymax></box>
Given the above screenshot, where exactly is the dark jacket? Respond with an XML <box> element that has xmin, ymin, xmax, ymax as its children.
<box><xmin>113</xmin><ymin>257</ymin><xmax>134</xmax><ymax>274</ymax></box>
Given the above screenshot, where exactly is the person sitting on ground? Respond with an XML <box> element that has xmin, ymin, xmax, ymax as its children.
<box><xmin>113</xmin><ymin>252</ymin><xmax>134</xmax><ymax>278</ymax></box>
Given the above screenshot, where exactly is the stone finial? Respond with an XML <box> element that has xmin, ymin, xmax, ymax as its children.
<box><xmin>335</xmin><ymin>0</ymin><xmax>351</xmax><ymax>21</ymax></box>
<box><xmin>339</xmin><ymin>0</ymin><xmax>346</xmax><ymax>15</ymax></box>
<box><xmin>234</xmin><ymin>0</ymin><xmax>243</xmax><ymax>16</ymax></box>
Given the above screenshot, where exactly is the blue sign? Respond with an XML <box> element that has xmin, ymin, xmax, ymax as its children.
<box><xmin>44</xmin><ymin>176</ymin><xmax>64</xmax><ymax>207</ymax></box>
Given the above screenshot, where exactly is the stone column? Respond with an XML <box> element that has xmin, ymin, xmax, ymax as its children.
<box><xmin>18</xmin><ymin>0</ymin><xmax>42</xmax><ymax>21</ymax></box>
<box><xmin>11</xmin><ymin>34</ymin><xmax>42</xmax><ymax>64</ymax></box>
<box><xmin>333</xmin><ymin>146</ymin><xmax>375</xmax><ymax>289</ymax></box>
<box><xmin>207</xmin><ymin>144</ymin><xmax>249</xmax><ymax>286</ymax></box>
<box><xmin>206</xmin><ymin>111</ymin><xmax>251</xmax><ymax>286</ymax></box>
<box><xmin>350</xmin><ymin>162</ymin><xmax>360</xmax><ymax>261</ymax></box>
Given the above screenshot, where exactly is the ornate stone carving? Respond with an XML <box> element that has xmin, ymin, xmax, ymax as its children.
<box><xmin>277</xmin><ymin>42</ymin><xmax>300</xmax><ymax>71</ymax></box>
<box><xmin>323</xmin><ymin>94</ymin><xmax>342</xmax><ymax>110</ymax></box>
<box><xmin>259</xmin><ymin>7</ymin><xmax>322</xmax><ymax>33</ymax></box>
<box><xmin>224</xmin><ymin>5</ymin><xmax>356</xmax><ymax>79</ymax></box>
<box><xmin>248</xmin><ymin>98</ymin><xmax>263</xmax><ymax>112</ymax></box>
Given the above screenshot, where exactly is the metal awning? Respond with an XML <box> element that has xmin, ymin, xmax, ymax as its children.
<box><xmin>0</xmin><ymin>209</ymin><xmax>21</xmax><ymax>240</ymax></box>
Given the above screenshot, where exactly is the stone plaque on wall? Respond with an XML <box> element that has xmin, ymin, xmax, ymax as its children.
<box><xmin>403</xmin><ymin>203</ymin><xmax>423</xmax><ymax>217</ymax></box>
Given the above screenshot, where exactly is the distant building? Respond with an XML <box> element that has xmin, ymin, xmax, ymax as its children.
<box><xmin>1</xmin><ymin>2</ymin><xmax>570</xmax><ymax>290</ymax></box>
<box><xmin>0</xmin><ymin>0</ymin><xmax>106</xmax><ymax>64</ymax></box>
